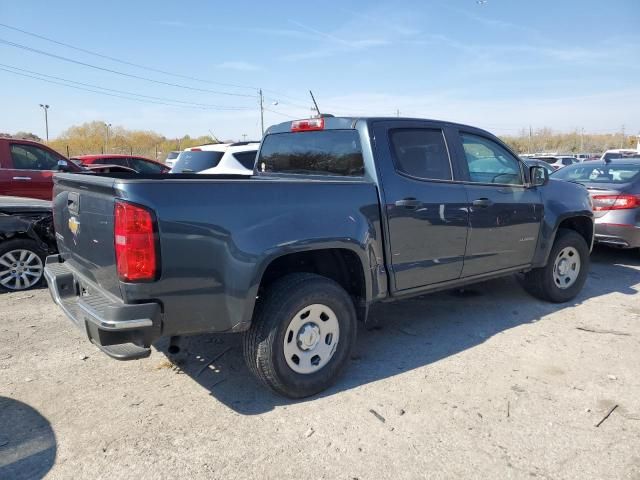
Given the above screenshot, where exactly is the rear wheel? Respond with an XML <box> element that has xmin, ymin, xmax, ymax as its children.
<box><xmin>243</xmin><ymin>273</ymin><xmax>357</xmax><ymax>398</ymax></box>
<box><xmin>0</xmin><ymin>239</ymin><xmax>46</xmax><ymax>292</ymax></box>
<box><xmin>522</xmin><ymin>228</ymin><xmax>589</xmax><ymax>303</ymax></box>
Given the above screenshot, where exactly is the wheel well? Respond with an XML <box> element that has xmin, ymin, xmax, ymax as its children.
<box><xmin>557</xmin><ymin>216</ymin><xmax>593</xmax><ymax>247</ymax></box>
<box><xmin>258</xmin><ymin>249</ymin><xmax>366</xmax><ymax>315</ymax></box>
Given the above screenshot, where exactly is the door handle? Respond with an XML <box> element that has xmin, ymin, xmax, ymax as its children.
<box><xmin>12</xmin><ymin>176</ymin><xmax>32</xmax><ymax>181</ymax></box>
<box><xmin>472</xmin><ymin>198</ymin><xmax>493</xmax><ymax>208</ymax></box>
<box><xmin>395</xmin><ymin>198</ymin><xmax>421</xmax><ymax>208</ymax></box>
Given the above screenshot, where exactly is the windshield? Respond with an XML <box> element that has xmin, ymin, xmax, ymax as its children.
<box><xmin>258</xmin><ymin>130</ymin><xmax>364</xmax><ymax>176</ymax></box>
<box><xmin>171</xmin><ymin>151</ymin><xmax>224</xmax><ymax>173</ymax></box>
<box><xmin>553</xmin><ymin>163</ymin><xmax>640</xmax><ymax>184</ymax></box>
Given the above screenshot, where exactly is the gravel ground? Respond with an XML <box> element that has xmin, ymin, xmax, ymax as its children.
<box><xmin>1</xmin><ymin>246</ymin><xmax>639</xmax><ymax>480</ymax></box>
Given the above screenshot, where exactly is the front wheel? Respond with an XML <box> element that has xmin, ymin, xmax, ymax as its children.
<box><xmin>522</xmin><ymin>228</ymin><xmax>590</xmax><ymax>303</ymax></box>
<box><xmin>243</xmin><ymin>273</ymin><xmax>357</xmax><ymax>398</ymax></box>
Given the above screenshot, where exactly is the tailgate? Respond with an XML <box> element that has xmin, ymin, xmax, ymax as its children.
<box><xmin>52</xmin><ymin>173</ymin><xmax>122</xmax><ymax>299</ymax></box>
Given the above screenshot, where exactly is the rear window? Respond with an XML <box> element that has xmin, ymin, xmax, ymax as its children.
<box><xmin>166</xmin><ymin>151</ymin><xmax>179</xmax><ymax>160</ymax></box>
<box><xmin>553</xmin><ymin>164</ymin><xmax>640</xmax><ymax>184</ymax></box>
<box><xmin>171</xmin><ymin>151</ymin><xmax>224</xmax><ymax>173</ymax></box>
<box><xmin>232</xmin><ymin>150</ymin><xmax>257</xmax><ymax>170</ymax></box>
<box><xmin>259</xmin><ymin>130</ymin><xmax>364</xmax><ymax>176</ymax></box>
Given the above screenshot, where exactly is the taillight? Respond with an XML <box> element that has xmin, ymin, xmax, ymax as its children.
<box><xmin>114</xmin><ymin>200</ymin><xmax>158</xmax><ymax>282</ymax></box>
<box><xmin>190</xmin><ymin>148</ymin><xmax>202</xmax><ymax>151</ymax></box>
<box><xmin>291</xmin><ymin>118</ymin><xmax>324</xmax><ymax>132</ymax></box>
<box><xmin>591</xmin><ymin>194</ymin><xmax>640</xmax><ymax>211</ymax></box>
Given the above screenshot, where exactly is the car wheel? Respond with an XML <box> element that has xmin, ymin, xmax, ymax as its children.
<box><xmin>0</xmin><ymin>239</ymin><xmax>46</xmax><ymax>292</ymax></box>
<box><xmin>522</xmin><ymin>228</ymin><xmax>590</xmax><ymax>303</ymax></box>
<box><xmin>243</xmin><ymin>273</ymin><xmax>357</xmax><ymax>398</ymax></box>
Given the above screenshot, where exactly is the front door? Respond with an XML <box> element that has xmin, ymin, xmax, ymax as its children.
<box><xmin>373</xmin><ymin>121</ymin><xmax>469</xmax><ymax>291</ymax></box>
<box><xmin>453</xmin><ymin>130</ymin><xmax>543</xmax><ymax>277</ymax></box>
<box><xmin>4</xmin><ymin>143</ymin><xmax>64</xmax><ymax>200</ymax></box>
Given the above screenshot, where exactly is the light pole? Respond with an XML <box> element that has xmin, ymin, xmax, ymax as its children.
<box><xmin>104</xmin><ymin>123</ymin><xmax>112</xmax><ymax>153</ymax></box>
<box><xmin>39</xmin><ymin>104</ymin><xmax>49</xmax><ymax>142</ymax></box>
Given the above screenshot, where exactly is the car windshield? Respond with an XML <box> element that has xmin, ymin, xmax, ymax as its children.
<box><xmin>259</xmin><ymin>130</ymin><xmax>364</xmax><ymax>176</ymax></box>
<box><xmin>171</xmin><ymin>151</ymin><xmax>224</xmax><ymax>173</ymax></box>
<box><xmin>552</xmin><ymin>163</ymin><xmax>640</xmax><ymax>184</ymax></box>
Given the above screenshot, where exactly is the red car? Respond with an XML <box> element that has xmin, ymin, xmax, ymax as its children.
<box><xmin>0</xmin><ymin>138</ymin><xmax>86</xmax><ymax>200</ymax></box>
<box><xmin>72</xmin><ymin>154</ymin><xmax>170</xmax><ymax>174</ymax></box>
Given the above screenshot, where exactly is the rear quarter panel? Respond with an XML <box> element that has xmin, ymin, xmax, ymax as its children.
<box><xmin>117</xmin><ymin>178</ymin><xmax>384</xmax><ymax>335</ymax></box>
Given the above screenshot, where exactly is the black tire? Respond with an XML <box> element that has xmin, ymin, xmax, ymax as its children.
<box><xmin>0</xmin><ymin>238</ymin><xmax>47</xmax><ymax>292</ymax></box>
<box><xmin>522</xmin><ymin>228</ymin><xmax>590</xmax><ymax>303</ymax></box>
<box><xmin>242</xmin><ymin>273</ymin><xmax>357</xmax><ymax>398</ymax></box>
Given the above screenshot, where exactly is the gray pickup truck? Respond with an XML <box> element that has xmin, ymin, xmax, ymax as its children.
<box><xmin>45</xmin><ymin>117</ymin><xmax>594</xmax><ymax>398</ymax></box>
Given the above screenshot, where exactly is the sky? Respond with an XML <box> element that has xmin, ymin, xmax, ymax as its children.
<box><xmin>0</xmin><ymin>0</ymin><xmax>638</xmax><ymax>141</ymax></box>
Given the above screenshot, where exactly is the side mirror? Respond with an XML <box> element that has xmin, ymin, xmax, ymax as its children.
<box><xmin>57</xmin><ymin>159</ymin><xmax>71</xmax><ymax>172</ymax></box>
<box><xmin>530</xmin><ymin>165</ymin><xmax>549</xmax><ymax>187</ymax></box>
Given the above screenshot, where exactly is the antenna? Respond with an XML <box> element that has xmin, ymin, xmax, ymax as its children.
<box><xmin>208</xmin><ymin>129</ymin><xmax>220</xmax><ymax>143</ymax></box>
<box><xmin>309</xmin><ymin>90</ymin><xmax>321</xmax><ymax>116</ymax></box>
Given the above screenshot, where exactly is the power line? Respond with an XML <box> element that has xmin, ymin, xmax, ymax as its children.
<box><xmin>0</xmin><ymin>22</ymin><xmax>258</xmax><ymax>92</ymax></box>
<box><xmin>0</xmin><ymin>66</ymin><xmax>252</xmax><ymax>110</ymax></box>
<box><xmin>0</xmin><ymin>37</ymin><xmax>256</xmax><ymax>98</ymax></box>
<box><xmin>263</xmin><ymin>108</ymin><xmax>297</xmax><ymax>119</ymax></box>
<box><xmin>0</xmin><ymin>63</ymin><xmax>252</xmax><ymax>110</ymax></box>
<box><xmin>0</xmin><ymin>23</ymin><xmax>318</xmax><ymax>107</ymax></box>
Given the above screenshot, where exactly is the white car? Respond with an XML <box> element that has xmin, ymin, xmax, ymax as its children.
<box><xmin>169</xmin><ymin>142</ymin><xmax>259</xmax><ymax>175</ymax></box>
<box><xmin>600</xmin><ymin>149</ymin><xmax>639</xmax><ymax>162</ymax></box>
<box><xmin>165</xmin><ymin>151</ymin><xmax>181</xmax><ymax>168</ymax></box>
<box><xmin>531</xmin><ymin>155</ymin><xmax>578</xmax><ymax>170</ymax></box>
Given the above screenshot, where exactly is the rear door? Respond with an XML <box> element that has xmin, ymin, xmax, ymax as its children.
<box><xmin>373</xmin><ymin>120</ymin><xmax>469</xmax><ymax>291</ymax></box>
<box><xmin>451</xmin><ymin>129</ymin><xmax>543</xmax><ymax>277</ymax></box>
<box><xmin>2</xmin><ymin>142</ymin><xmax>65</xmax><ymax>200</ymax></box>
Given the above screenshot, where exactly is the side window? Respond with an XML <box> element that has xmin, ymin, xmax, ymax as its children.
<box><xmin>130</xmin><ymin>158</ymin><xmax>164</xmax><ymax>173</ymax></box>
<box><xmin>389</xmin><ymin>129</ymin><xmax>452</xmax><ymax>181</ymax></box>
<box><xmin>460</xmin><ymin>133</ymin><xmax>522</xmax><ymax>185</ymax></box>
<box><xmin>233</xmin><ymin>151</ymin><xmax>257</xmax><ymax>170</ymax></box>
<box><xmin>10</xmin><ymin>144</ymin><xmax>61</xmax><ymax>170</ymax></box>
<box><xmin>562</xmin><ymin>158</ymin><xmax>572</xmax><ymax>166</ymax></box>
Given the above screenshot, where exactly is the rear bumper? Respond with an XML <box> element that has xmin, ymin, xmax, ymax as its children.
<box><xmin>44</xmin><ymin>255</ymin><xmax>162</xmax><ymax>359</ymax></box>
<box><xmin>594</xmin><ymin>223</ymin><xmax>640</xmax><ymax>248</ymax></box>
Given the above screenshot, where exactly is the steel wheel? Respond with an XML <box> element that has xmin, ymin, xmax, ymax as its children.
<box><xmin>283</xmin><ymin>303</ymin><xmax>340</xmax><ymax>374</ymax></box>
<box><xmin>552</xmin><ymin>246</ymin><xmax>581</xmax><ymax>289</ymax></box>
<box><xmin>0</xmin><ymin>249</ymin><xmax>44</xmax><ymax>291</ymax></box>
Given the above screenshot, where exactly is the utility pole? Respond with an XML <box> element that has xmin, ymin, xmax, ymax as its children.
<box><xmin>580</xmin><ymin>127</ymin><xmax>584</xmax><ymax>152</ymax></box>
<box><xmin>242</xmin><ymin>134</ymin><xmax>248</xmax><ymax>141</ymax></box>
<box><xmin>104</xmin><ymin>123</ymin><xmax>112</xmax><ymax>153</ymax></box>
<box><xmin>528</xmin><ymin>125</ymin><xmax>533</xmax><ymax>154</ymax></box>
<box><xmin>39</xmin><ymin>104</ymin><xmax>49</xmax><ymax>142</ymax></box>
<box><xmin>259</xmin><ymin>89</ymin><xmax>264</xmax><ymax>137</ymax></box>
<box><xmin>621</xmin><ymin>124</ymin><xmax>626</xmax><ymax>148</ymax></box>
<box><xmin>396</xmin><ymin>109</ymin><xmax>400</xmax><ymax>117</ymax></box>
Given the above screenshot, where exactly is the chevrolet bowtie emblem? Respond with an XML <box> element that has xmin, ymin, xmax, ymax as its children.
<box><xmin>68</xmin><ymin>216</ymin><xmax>80</xmax><ymax>236</ymax></box>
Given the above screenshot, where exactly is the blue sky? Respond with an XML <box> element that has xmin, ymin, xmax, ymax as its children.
<box><xmin>0</xmin><ymin>0</ymin><xmax>638</xmax><ymax>140</ymax></box>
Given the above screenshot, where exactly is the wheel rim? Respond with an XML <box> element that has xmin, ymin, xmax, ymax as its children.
<box><xmin>283</xmin><ymin>304</ymin><xmax>340</xmax><ymax>375</ymax></box>
<box><xmin>0</xmin><ymin>249</ymin><xmax>43</xmax><ymax>290</ymax></box>
<box><xmin>552</xmin><ymin>246</ymin><xmax>581</xmax><ymax>290</ymax></box>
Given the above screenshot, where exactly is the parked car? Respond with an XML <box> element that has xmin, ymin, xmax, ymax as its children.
<box><xmin>72</xmin><ymin>154</ymin><xmax>170</xmax><ymax>174</ymax></box>
<box><xmin>0</xmin><ymin>138</ymin><xmax>136</xmax><ymax>200</ymax></box>
<box><xmin>532</xmin><ymin>155</ymin><xmax>579</xmax><ymax>170</ymax></box>
<box><xmin>523</xmin><ymin>158</ymin><xmax>555</xmax><ymax>177</ymax></box>
<box><xmin>0</xmin><ymin>196</ymin><xmax>56</xmax><ymax>291</ymax></box>
<box><xmin>600</xmin><ymin>149</ymin><xmax>639</xmax><ymax>162</ymax></box>
<box><xmin>165</xmin><ymin>151</ymin><xmax>181</xmax><ymax>168</ymax></box>
<box><xmin>552</xmin><ymin>158</ymin><xmax>640</xmax><ymax>250</ymax></box>
<box><xmin>170</xmin><ymin>142</ymin><xmax>259</xmax><ymax>175</ymax></box>
<box><xmin>0</xmin><ymin>138</ymin><xmax>87</xmax><ymax>200</ymax></box>
<box><xmin>45</xmin><ymin>116</ymin><xmax>593</xmax><ymax>398</ymax></box>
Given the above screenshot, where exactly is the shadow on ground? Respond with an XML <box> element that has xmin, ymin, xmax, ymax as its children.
<box><xmin>0</xmin><ymin>397</ymin><xmax>56</xmax><ymax>480</ymax></box>
<box><xmin>156</xmin><ymin>246</ymin><xmax>639</xmax><ymax>415</ymax></box>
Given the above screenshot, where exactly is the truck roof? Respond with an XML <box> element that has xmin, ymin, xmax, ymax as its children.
<box><xmin>265</xmin><ymin>116</ymin><xmax>494</xmax><ymax>136</ymax></box>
